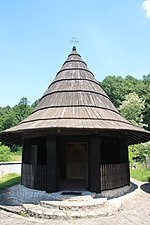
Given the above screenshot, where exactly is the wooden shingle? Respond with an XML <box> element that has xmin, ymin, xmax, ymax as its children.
<box><xmin>0</xmin><ymin>46</ymin><xmax>150</xmax><ymax>145</ymax></box>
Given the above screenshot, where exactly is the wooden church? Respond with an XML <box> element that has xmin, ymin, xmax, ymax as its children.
<box><xmin>0</xmin><ymin>46</ymin><xmax>150</xmax><ymax>193</ymax></box>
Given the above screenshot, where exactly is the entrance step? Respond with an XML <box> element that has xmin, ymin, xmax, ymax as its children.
<box><xmin>22</xmin><ymin>200</ymin><xmax>120</xmax><ymax>219</ymax></box>
<box><xmin>50</xmin><ymin>191</ymin><xmax>96</xmax><ymax>201</ymax></box>
<box><xmin>22</xmin><ymin>190</ymin><xmax>122</xmax><ymax>219</ymax></box>
<box><xmin>40</xmin><ymin>198</ymin><xmax>107</xmax><ymax>210</ymax></box>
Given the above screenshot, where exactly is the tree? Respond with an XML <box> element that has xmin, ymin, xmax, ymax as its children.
<box><xmin>100</xmin><ymin>75</ymin><xmax>125</xmax><ymax>108</ymax></box>
<box><xmin>142</xmin><ymin>74</ymin><xmax>150</xmax><ymax>130</ymax></box>
<box><xmin>0</xmin><ymin>97</ymin><xmax>33</xmax><ymax>131</ymax></box>
<box><xmin>119</xmin><ymin>92</ymin><xmax>146</xmax><ymax>128</ymax></box>
<box><xmin>31</xmin><ymin>98</ymin><xmax>40</xmax><ymax>108</ymax></box>
<box><xmin>100</xmin><ymin>75</ymin><xmax>150</xmax><ymax>131</ymax></box>
<box><xmin>0</xmin><ymin>106</ymin><xmax>16</xmax><ymax>131</ymax></box>
<box><xmin>12</xmin><ymin>97</ymin><xmax>33</xmax><ymax>125</ymax></box>
<box><xmin>129</xmin><ymin>142</ymin><xmax>150</xmax><ymax>168</ymax></box>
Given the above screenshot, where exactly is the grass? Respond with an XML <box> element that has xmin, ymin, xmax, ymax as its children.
<box><xmin>130</xmin><ymin>166</ymin><xmax>150</xmax><ymax>182</ymax></box>
<box><xmin>0</xmin><ymin>173</ymin><xmax>21</xmax><ymax>190</ymax></box>
<box><xmin>19</xmin><ymin>211</ymin><xmax>28</xmax><ymax>217</ymax></box>
<box><xmin>10</xmin><ymin>152</ymin><xmax>22</xmax><ymax>161</ymax></box>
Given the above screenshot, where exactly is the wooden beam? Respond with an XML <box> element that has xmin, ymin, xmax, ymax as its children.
<box><xmin>119</xmin><ymin>137</ymin><xmax>130</xmax><ymax>185</ymax></box>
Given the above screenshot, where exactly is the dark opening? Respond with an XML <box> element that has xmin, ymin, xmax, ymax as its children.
<box><xmin>57</xmin><ymin>136</ymin><xmax>89</xmax><ymax>191</ymax></box>
<box><xmin>101</xmin><ymin>137</ymin><xmax>120</xmax><ymax>163</ymax></box>
<box><xmin>61</xmin><ymin>191</ymin><xmax>82</xmax><ymax>196</ymax></box>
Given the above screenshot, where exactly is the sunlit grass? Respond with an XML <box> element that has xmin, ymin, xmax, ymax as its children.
<box><xmin>130</xmin><ymin>166</ymin><xmax>150</xmax><ymax>182</ymax></box>
<box><xmin>10</xmin><ymin>152</ymin><xmax>22</xmax><ymax>161</ymax></box>
<box><xmin>0</xmin><ymin>173</ymin><xmax>21</xmax><ymax>190</ymax></box>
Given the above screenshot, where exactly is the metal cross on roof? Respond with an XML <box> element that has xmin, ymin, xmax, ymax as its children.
<box><xmin>70</xmin><ymin>36</ymin><xmax>79</xmax><ymax>45</ymax></box>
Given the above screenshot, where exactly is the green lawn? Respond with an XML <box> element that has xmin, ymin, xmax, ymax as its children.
<box><xmin>10</xmin><ymin>152</ymin><xmax>22</xmax><ymax>161</ymax></box>
<box><xmin>0</xmin><ymin>173</ymin><xmax>21</xmax><ymax>190</ymax></box>
<box><xmin>130</xmin><ymin>167</ymin><xmax>150</xmax><ymax>182</ymax></box>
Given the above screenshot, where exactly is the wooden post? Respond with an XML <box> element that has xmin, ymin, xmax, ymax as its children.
<box><xmin>21</xmin><ymin>138</ymin><xmax>30</xmax><ymax>185</ymax></box>
<box><xmin>89</xmin><ymin>135</ymin><xmax>101</xmax><ymax>192</ymax></box>
<box><xmin>46</xmin><ymin>135</ymin><xmax>57</xmax><ymax>193</ymax></box>
<box><xmin>120</xmin><ymin>137</ymin><xmax>130</xmax><ymax>185</ymax></box>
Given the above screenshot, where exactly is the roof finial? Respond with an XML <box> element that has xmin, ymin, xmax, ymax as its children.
<box><xmin>70</xmin><ymin>36</ymin><xmax>79</xmax><ymax>51</ymax></box>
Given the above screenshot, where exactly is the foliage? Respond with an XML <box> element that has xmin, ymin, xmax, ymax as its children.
<box><xmin>0</xmin><ymin>106</ymin><xmax>14</xmax><ymax>130</ymax></box>
<box><xmin>119</xmin><ymin>92</ymin><xmax>146</xmax><ymax>128</ymax></box>
<box><xmin>10</xmin><ymin>144</ymin><xmax>22</xmax><ymax>152</ymax></box>
<box><xmin>12</xmin><ymin>97</ymin><xmax>33</xmax><ymax>124</ymax></box>
<box><xmin>0</xmin><ymin>144</ymin><xmax>11</xmax><ymax>161</ymax></box>
<box><xmin>100</xmin><ymin>75</ymin><xmax>141</xmax><ymax>108</ymax></box>
<box><xmin>0</xmin><ymin>173</ymin><xmax>21</xmax><ymax>190</ymax></box>
<box><xmin>100</xmin><ymin>74</ymin><xmax>150</xmax><ymax>130</ymax></box>
<box><xmin>0</xmin><ymin>97</ymin><xmax>34</xmax><ymax>132</ymax></box>
<box><xmin>0</xmin><ymin>143</ymin><xmax>22</xmax><ymax>161</ymax></box>
<box><xmin>31</xmin><ymin>98</ymin><xmax>40</xmax><ymax>108</ymax></box>
<box><xmin>129</xmin><ymin>142</ymin><xmax>150</xmax><ymax>167</ymax></box>
<box><xmin>142</xmin><ymin>74</ymin><xmax>150</xmax><ymax>130</ymax></box>
<box><xmin>100</xmin><ymin>75</ymin><xmax>125</xmax><ymax>108</ymax></box>
<box><xmin>136</xmin><ymin>142</ymin><xmax>150</xmax><ymax>158</ymax></box>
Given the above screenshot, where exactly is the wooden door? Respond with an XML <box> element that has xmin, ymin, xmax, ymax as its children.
<box><xmin>67</xmin><ymin>142</ymin><xmax>88</xmax><ymax>179</ymax></box>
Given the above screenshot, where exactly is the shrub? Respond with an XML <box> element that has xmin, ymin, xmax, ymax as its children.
<box><xmin>0</xmin><ymin>144</ymin><xmax>11</xmax><ymax>162</ymax></box>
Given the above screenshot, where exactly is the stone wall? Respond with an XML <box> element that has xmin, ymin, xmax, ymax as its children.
<box><xmin>0</xmin><ymin>161</ymin><xmax>21</xmax><ymax>178</ymax></box>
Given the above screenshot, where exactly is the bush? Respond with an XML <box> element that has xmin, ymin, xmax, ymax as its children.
<box><xmin>129</xmin><ymin>141</ymin><xmax>150</xmax><ymax>167</ymax></box>
<box><xmin>0</xmin><ymin>144</ymin><xmax>11</xmax><ymax>162</ymax></box>
<box><xmin>10</xmin><ymin>144</ymin><xmax>22</xmax><ymax>153</ymax></box>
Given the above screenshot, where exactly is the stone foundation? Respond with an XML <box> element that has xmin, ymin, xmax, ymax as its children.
<box><xmin>101</xmin><ymin>185</ymin><xmax>131</xmax><ymax>198</ymax></box>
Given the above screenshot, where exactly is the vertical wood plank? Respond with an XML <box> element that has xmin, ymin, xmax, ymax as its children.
<box><xmin>21</xmin><ymin>138</ymin><xmax>30</xmax><ymax>185</ymax></box>
<box><xmin>89</xmin><ymin>135</ymin><xmax>101</xmax><ymax>192</ymax></box>
<box><xmin>46</xmin><ymin>135</ymin><xmax>57</xmax><ymax>193</ymax></box>
<box><xmin>120</xmin><ymin>137</ymin><xmax>130</xmax><ymax>185</ymax></box>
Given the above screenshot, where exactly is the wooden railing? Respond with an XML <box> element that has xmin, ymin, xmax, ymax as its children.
<box><xmin>100</xmin><ymin>162</ymin><xmax>129</xmax><ymax>191</ymax></box>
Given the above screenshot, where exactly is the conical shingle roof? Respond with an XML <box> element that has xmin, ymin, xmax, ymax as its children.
<box><xmin>1</xmin><ymin>47</ymin><xmax>150</xmax><ymax>145</ymax></box>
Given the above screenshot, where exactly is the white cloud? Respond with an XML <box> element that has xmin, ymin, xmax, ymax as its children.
<box><xmin>143</xmin><ymin>0</ymin><xmax>150</xmax><ymax>18</ymax></box>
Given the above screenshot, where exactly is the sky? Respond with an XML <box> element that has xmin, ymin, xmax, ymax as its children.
<box><xmin>0</xmin><ymin>0</ymin><xmax>150</xmax><ymax>107</ymax></box>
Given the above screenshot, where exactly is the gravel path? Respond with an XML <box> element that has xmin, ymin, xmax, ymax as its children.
<box><xmin>0</xmin><ymin>179</ymin><xmax>150</xmax><ymax>225</ymax></box>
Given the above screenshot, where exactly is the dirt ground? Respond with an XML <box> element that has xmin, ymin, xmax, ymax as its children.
<box><xmin>0</xmin><ymin>179</ymin><xmax>150</xmax><ymax>225</ymax></box>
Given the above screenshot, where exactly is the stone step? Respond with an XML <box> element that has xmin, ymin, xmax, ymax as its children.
<box><xmin>22</xmin><ymin>201</ymin><xmax>119</xmax><ymax>219</ymax></box>
<box><xmin>51</xmin><ymin>194</ymin><xmax>94</xmax><ymax>202</ymax></box>
<box><xmin>50</xmin><ymin>191</ymin><xmax>96</xmax><ymax>201</ymax></box>
<box><xmin>23</xmin><ymin>204</ymin><xmax>68</xmax><ymax>219</ymax></box>
<box><xmin>40</xmin><ymin>198</ymin><xmax>107</xmax><ymax>210</ymax></box>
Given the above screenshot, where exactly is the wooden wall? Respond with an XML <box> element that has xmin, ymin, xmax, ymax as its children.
<box><xmin>100</xmin><ymin>163</ymin><xmax>129</xmax><ymax>190</ymax></box>
<box><xmin>21</xmin><ymin>134</ymin><xmax>130</xmax><ymax>193</ymax></box>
